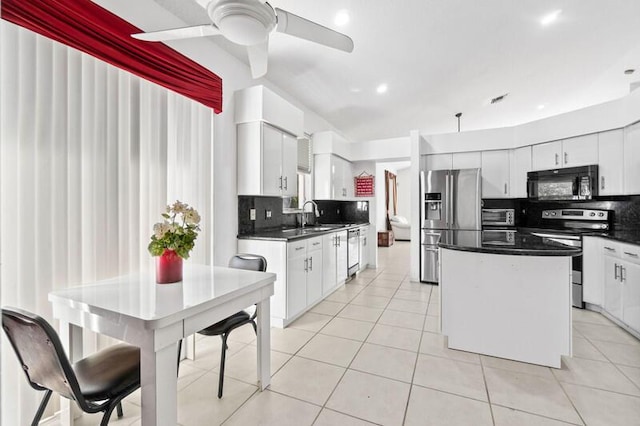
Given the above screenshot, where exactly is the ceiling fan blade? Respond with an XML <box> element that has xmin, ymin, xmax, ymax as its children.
<box><xmin>275</xmin><ymin>8</ymin><xmax>354</xmax><ymax>53</ymax></box>
<box><xmin>131</xmin><ymin>25</ymin><xmax>219</xmax><ymax>42</ymax></box>
<box><xmin>246</xmin><ymin>40</ymin><xmax>269</xmax><ymax>79</ymax></box>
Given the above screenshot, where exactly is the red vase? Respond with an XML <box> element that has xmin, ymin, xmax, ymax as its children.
<box><xmin>156</xmin><ymin>249</ymin><xmax>183</xmax><ymax>284</ymax></box>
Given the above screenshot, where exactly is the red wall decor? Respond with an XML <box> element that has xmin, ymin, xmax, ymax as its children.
<box><xmin>2</xmin><ymin>0</ymin><xmax>223</xmax><ymax>113</ymax></box>
<box><xmin>355</xmin><ymin>172</ymin><xmax>375</xmax><ymax>197</ymax></box>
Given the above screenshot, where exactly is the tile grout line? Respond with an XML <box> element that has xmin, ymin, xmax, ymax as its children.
<box><xmin>478</xmin><ymin>355</ymin><xmax>497</xmax><ymax>426</ymax></box>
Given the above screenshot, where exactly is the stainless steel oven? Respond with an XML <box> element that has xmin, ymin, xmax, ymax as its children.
<box><xmin>482</xmin><ymin>208</ymin><xmax>515</xmax><ymax>227</ymax></box>
<box><xmin>526</xmin><ymin>208</ymin><xmax>610</xmax><ymax>308</ymax></box>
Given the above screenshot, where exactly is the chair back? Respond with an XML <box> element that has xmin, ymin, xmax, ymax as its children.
<box><xmin>2</xmin><ymin>307</ymin><xmax>82</xmax><ymax>401</ymax></box>
<box><xmin>228</xmin><ymin>254</ymin><xmax>267</xmax><ymax>272</ymax></box>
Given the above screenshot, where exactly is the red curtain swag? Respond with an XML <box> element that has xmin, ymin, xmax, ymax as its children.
<box><xmin>2</xmin><ymin>0</ymin><xmax>223</xmax><ymax>113</ymax></box>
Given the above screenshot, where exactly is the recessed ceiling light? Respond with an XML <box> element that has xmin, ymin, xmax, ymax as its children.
<box><xmin>541</xmin><ymin>10</ymin><xmax>562</xmax><ymax>26</ymax></box>
<box><xmin>350</xmin><ymin>87</ymin><xmax>362</xmax><ymax>93</ymax></box>
<box><xmin>624</xmin><ymin>69</ymin><xmax>635</xmax><ymax>75</ymax></box>
<box><xmin>537</xmin><ymin>104</ymin><xmax>545</xmax><ymax>110</ymax></box>
<box><xmin>376</xmin><ymin>84</ymin><xmax>388</xmax><ymax>94</ymax></box>
<box><xmin>334</xmin><ymin>10</ymin><xmax>350</xmax><ymax>26</ymax></box>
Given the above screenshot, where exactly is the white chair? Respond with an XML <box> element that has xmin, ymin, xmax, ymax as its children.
<box><xmin>389</xmin><ymin>215</ymin><xmax>411</xmax><ymax>240</ymax></box>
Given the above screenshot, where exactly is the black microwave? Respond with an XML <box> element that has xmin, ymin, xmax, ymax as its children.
<box><xmin>527</xmin><ymin>165</ymin><xmax>598</xmax><ymax>200</ymax></box>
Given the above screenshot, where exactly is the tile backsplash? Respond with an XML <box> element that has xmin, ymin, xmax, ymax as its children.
<box><xmin>483</xmin><ymin>195</ymin><xmax>640</xmax><ymax>230</ymax></box>
<box><xmin>238</xmin><ymin>196</ymin><xmax>370</xmax><ymax>235</ymax></box>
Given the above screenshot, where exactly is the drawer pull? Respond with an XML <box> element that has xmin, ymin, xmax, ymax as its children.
<box><xmin>313</xmin><ymin>242</ymin><xmax>321</xmax><ymax>246</ymax></box>
<box><xmin>604</xmin><ymin>246</ymin><xmax>616</xmax><ymax>251</ymax></box>
<box><xmin>295</xmin><ymin>246</ymin><xmax>304</xmax><ymax>251</ymax></box>
<box><xmin>624</xmin><ymin>251</ymin><xmax>639</xmax><ymax>258</ymax></box>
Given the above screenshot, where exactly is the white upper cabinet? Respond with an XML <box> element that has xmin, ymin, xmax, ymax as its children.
<box><xmin>532</xmin><ymin>141</ymin><xmax>562</xmax><ymax>170</ymax></box>
<box><xmin>624</xmin><ymin>122</ymin><xmax>640</xmax><ymax>195</ymax></box>
<box><xmin>425</xmin><ymin>154</ymin><xmax>453</xmax><ymax>171</ymax></box>
<box><xmin>481</xmin><ymin>150</ymin><xmax>510</xmax><ymax>198</ymax></box>
<box><xmin>314</xmin><ymin>154</ymin><xmax>353</xmax><ymax>199</ymax></box>
<box><xmin>598</xmin><ymin>129</ymin><xmax>624</xmax><ymax>196</ymax></box>
<box><xmin>452</xmin><ymin>152</ymin><xmax>481</xmax><ymax>169</ymax></box>
<box><xmin>561</xmin><ymin>134</ymin><xmax>598</xmax><ymax>167</ymax></box>
<box><xmin>532</xmin><ymin>135</ymin><xmax>598</xmax><ymax>171</ymax></box>
<box><xmin>509</xmin><ymin>146</ymin><xmax>532</xmax><ymax>198</ymax></box>
<box><xmin>238</xmin><ymin>122</ymin><xmax>297</xmax><ymax>196</ymax></box>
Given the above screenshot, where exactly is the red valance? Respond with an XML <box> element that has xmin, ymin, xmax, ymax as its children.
<box><xmin>2</xmin><ymin>0</ymin><xmax>223</xmax><ymax>113</ymax></box>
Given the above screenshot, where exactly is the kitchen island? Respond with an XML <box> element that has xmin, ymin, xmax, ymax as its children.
<box><xmin>438</xmin><ymin>230</ymin><xmax>581</xmax><ymax>368</ymax></box>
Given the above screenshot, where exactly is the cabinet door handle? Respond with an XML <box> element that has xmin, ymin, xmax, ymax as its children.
<box><xmin>304</xmin><ymin>258</ymin><xmax>308</xmax><ymax>272</ymax></box>
<box><xmin>284</xmin><ymin>176</ymin><xmax>288</xmax><ymax>190</ymax></box>
<box><xmin>601</xmin><ymin>176</ymin><xmax>605</xmax><ymax>190</ymax></box>
<box><xmin>614</xmin><ymin>263</ymin><xmax>619</xmax><ymax>280</ymax></box>
<box><xmin>621</xmin><ymin>266</ymin><xmax>626</xmax><ymax>282</ymax></box>
<box><xmin>309</xmin><ymin>256</ymin><xmax>313</xmax><ymax>271</ymax></box>
<box><xmin>504</xmin><ymin>183</ymin><xmax>507</xmax><ymax>194</ymax></box>
<box><xmin>624</xmin><ymin>251</ymin><xmax>639</xmax><ymax>258</ymax></box>
<box><xmin>279</xmin><ymin>176</ymin><xmax>283</xmax><ymax>190</ymax></box>
<box><xmin>564</xmin><ymin>152</ymin><xmax>568</xmax><ymax>164</ymax></box>
<box><xmin>364</xmin><ymin>237</ymin><xmax>367</xmax><ymax>246</ymax></box>
<box><xmin>555</xmin><ymin>153</ymin><xmax>559</xmax><ymax>165</ymax></box>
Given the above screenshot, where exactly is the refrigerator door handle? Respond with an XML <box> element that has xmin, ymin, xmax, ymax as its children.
<box><xmin>445</xmin><ymin>171</ymin><xmax>450</xmax><ymax>228</ymax></box>
<box><xmin>449</xmin><ymin>172</ymin><xmax>454</xmax><ymax>228</ymax></box>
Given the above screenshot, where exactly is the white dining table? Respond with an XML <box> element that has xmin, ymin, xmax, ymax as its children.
<box><xmin>48</xmin><ymin>264</ymin><xmax>275</xmax><ymax>426</ymax></box>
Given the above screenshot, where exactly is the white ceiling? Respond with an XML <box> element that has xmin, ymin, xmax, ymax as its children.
<box><xmin>116</xmin><ymin>0</ymin><xmax>640</xmax><ymax>142</ymax></box>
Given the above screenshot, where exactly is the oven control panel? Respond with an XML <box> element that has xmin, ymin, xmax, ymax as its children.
<box><xmin>542</xmin><ymin>209</ymin><xmax>609</xmax><ymax>221</ymax></box>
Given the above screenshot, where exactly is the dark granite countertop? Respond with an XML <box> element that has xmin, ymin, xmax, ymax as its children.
<box><xmin>518</xmin><ymin>227</ymin><xmax>640</xmax><ymax>246</ymax></box>
<box><xmin>600</xmin><ymin>229</ymin><xmax>640</xmax><ymax>246</ymax></box>
<box><xmin>238</xmin><ymin>223</ymin><xmax>370</xmax><ymax>242</ymax></box>
<box><xmin>438</xmin><ymin>230</ymin><xmax>582</xmax><ymax>256</ymax></box>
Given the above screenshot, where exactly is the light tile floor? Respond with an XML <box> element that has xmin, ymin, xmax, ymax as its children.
<box><xmin>74</xmin><ymin>241</ymin><xmax>640</xmax><ymax>425</ymax></box>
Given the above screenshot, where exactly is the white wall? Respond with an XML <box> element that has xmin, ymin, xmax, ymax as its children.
<box><xmin>396</xmin><ymin>167</ymin><xmax>412</xmax><ymax>222</ymax></box>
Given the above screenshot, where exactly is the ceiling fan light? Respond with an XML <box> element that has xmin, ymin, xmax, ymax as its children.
<box><xmin>218</xmin><ymin>15</ymin><xmax>267</xmax><ymax>45</ymax></box>
<box><xmin>209</xmin><ymin>0</ymin><xmax>276</xmax><ymax>46</ymax></box>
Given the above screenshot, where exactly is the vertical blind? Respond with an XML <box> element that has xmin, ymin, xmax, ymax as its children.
<box><xmin>297</xmin><ymin>136</ymin><xmax>313</xmax><ymax>173</ymax></box>
<box><xmin>0</xmin><ymin>21</ymin><xmax>214</xmax><ymax>424</ymax></box>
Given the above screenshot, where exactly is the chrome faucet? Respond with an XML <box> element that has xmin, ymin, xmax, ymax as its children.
<box><xmin>301</xmin><ymin>200</ymin><xmax>320</xmax><ymax>228</ymax></box>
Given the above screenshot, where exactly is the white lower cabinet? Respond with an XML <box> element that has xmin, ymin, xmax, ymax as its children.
<box><xmin>621</xmin><ymin>248</ymin><xmax>640</xmax><ymax>332</ymax></box>
<box><xmin>306</xmin><ymin>240</ymin><xmax>324</xmax><ymax>305</ymax></box>
<box><xmin>238</xmin><ymin>234</ymin><xmax>333</xmax><ymax>328</ymax></box>
<box><xmin>586</xmin><ymin>237</ymin><xmax>640</xmax><ymax>336</ymax></box>
<box><xmin>604</xmin><ymin>251</ymin><xmax>624</xmax><ymax>320</ymax></box>
<box><xmin>358</xmin><ymin>225</ymin><xmax>370</xmax><ymax>271</ymax></box>
<box><xmin>323</xmin><ymin>231</ymin><xmax>348</xmax><ymax>295</ymax></box>
<box><xmin>287</xmin><ymin>237</ymin><xmax>324</xmax><ymax>318</ymax></box>
<box><xmin>582</xmin><ymin>236</ymin><xmax>603</xmax><ymax>305</ymax></box>
<box><xmin>287</xmin><ymin>240</ymin><xmax>308</xmax><ymax>318</ymax></box>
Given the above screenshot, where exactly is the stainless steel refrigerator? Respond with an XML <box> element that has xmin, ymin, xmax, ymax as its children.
<box><xmin>419</xmin><ymin>168</ymin><xmax>481</xmax><ymax>283</ymax></box>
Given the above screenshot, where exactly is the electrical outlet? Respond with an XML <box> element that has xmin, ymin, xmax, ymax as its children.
<box><xmin>250</xmin><ymin>209</ymin><xmax>256</xmax><ymax>221</ymax></box>
<box><xmin>265</xmin><ymin>210</ymin><xmax>272</xmax><ymax>219</ymax></box>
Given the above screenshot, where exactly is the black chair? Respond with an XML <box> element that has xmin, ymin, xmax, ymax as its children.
<box><xmin>2</xmin><ymin>307</ymin><xmax>140</xmax><ymax>426</ymax></box>
<box><xmin>177</xmin><ymin>254</ymin><xmax>267</xmax><ymax>398</ymax></box>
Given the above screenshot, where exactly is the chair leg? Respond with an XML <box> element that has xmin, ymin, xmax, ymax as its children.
<box><xmin>100</xmin><ymin>400</ymin><xmax>120</xmax><ymax>426</ymax></box>
<box><xmin>116</xmin><ymin>402</ymin><xmax>124</xmax><ymax>418</ymax></box>
<box><xmin>218</xmin><ymin>334</ymin><xmax>229</xmax><ymax>399</ymax></box>
<box><xmin>31</xmin><ymin>390</ymin><xmax>52</xmax><ymax>426</ymax></box>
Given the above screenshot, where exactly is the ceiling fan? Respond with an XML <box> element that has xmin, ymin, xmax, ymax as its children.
<box><xmin>132</xmin><ymin>0</ymin><xmax>354</xmax><ymax>78</ymax></box>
